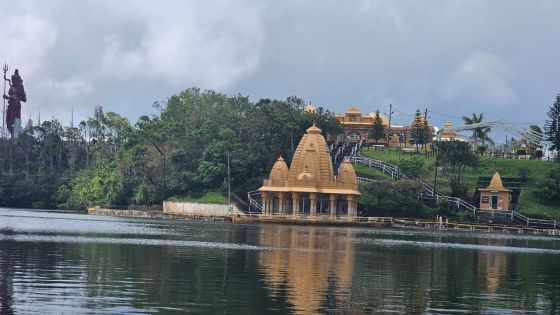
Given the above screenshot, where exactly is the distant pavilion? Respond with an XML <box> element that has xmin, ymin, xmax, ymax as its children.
<box><xmin>258</xmin><ymin>123</ymin><xmax>361</xmax><ymax>218</ymax></box>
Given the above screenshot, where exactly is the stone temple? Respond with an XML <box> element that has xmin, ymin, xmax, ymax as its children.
<box><xmin>258</xmin><ymin>123</ymin><xmax>361</xmax><ymax>218</ymax></box>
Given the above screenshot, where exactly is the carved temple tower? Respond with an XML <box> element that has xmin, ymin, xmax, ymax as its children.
<box><xmin>258</xmin><ymin>123</ymin><xmax>361</xmax><ymax>218</ymax></box>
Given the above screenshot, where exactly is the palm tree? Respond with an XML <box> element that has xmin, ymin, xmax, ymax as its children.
<box><xmin>462</xmin><ymin>113</ymin><xmax>493</xmax><ymax>152</ymax></box>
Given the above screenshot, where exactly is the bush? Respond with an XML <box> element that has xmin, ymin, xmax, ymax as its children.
<box><xmin>533</xmin><ymin>168</ymin><xmax>560</xmax><ymax>202</ymax></box>
<box><xmin>534</xmin><ymin>149</ymin><xmax>543</xmax><ymax>159</ymax></box>
<box><xmin>168</xmin><ymin>191</ymin><xmax>230</xmax><ymax>204</ymax></box>
<box><xmin>359</xmin><ymin>180</ymin><xmax>432</xmax><ymax>218</ymax></box>
<box><xmin>517</xmin><ymin>166</ymin><xmax>531</xmax><ymax>183</ymax></box>
<box><xmin>397</xmin><ymin>157</ymin><xmax>424</xmax><ymax>178</ymax></box>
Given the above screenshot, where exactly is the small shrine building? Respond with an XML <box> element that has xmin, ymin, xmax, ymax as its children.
<box><xmin>258</xmin><ymin>123</ymin><xmax>361</xmax><ymax>218</ymax></box>
<box><xmin>478</xmin><ymin>172</ymin><xmax>511</xmax><ymax>210</ymax></box>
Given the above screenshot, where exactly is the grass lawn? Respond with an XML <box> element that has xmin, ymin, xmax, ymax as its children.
<box><xmin>168</xmin><ymin>191</ymin><xmax>230</xmax><ymax>205</ymax></box>
<box><xmin>359</xmin><ymin>147</ymin><xmax>560</xmax><ymax>220</ymax></box>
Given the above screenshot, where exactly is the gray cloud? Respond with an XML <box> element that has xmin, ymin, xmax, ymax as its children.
<box><xmin>2</xmin><ymin>0</ymin><xmax>559</xmax><ymax>139</ymax></box>
<box><xmin>441</xmin><ymin>52</ymin><xmax>518</xmax><ymax>105</ymax></box>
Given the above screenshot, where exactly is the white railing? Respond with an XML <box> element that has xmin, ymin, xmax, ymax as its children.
<box><xmin>353</xmin><ymin>152</ymin><xmax>559</xmax><ymax>229</ymax></box>
<box><xmin>352</xmin><ymin>154</ymin><xmax>478</xmax><ymax>213</ymax></box>
<box><xmin>247</xmin><ymin>190</ymin><xmax>262</xmax><ymax>212</ymax></box>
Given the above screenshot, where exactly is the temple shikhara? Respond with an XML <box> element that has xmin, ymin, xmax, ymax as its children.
<box><xmin>258</xmin><ymin>123</ymin><xmax>361</xmax><ymax>218</ymax></box>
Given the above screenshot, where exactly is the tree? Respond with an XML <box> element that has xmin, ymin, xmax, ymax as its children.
<box><xmin>433</xmin><ymin>140</ymin><xmax>478</xmax><ymax>198</ymax></box>
<box><xmin>397</xmin><ymin>157</ymin><xmax>424</xmax><ymax>178</ymax></box>
<box><xmin>370</xmin><ymin>110</ymin><xmax>385</xmax><ymax>143</ymax></box>
<box><xmin>544</xmin><ymin>94</ymin><xmax>560</xmax><ymax>161</ymax></box>
<box><xmin>421</xmin><ymin>115</ymin><xmax>434</xmax><ymax>152</ymax></box>
<box><xmin>408</xmin><ymin>109</ymin><xmax>425</xmax><ymax>153</ymax></box>
<box><xmin>462</xmin><ymin>113</ymin><xmax>493</xmax><ymax>152</ymax></box>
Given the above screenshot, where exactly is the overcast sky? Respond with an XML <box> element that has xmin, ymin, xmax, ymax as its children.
<box><xmin>2</xmin><ymin>0</ymin><xmax>559</xmax><ymax>139</ymax></box>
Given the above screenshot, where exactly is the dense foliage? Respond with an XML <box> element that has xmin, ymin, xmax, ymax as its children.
<box><xmin>0</xmin><ymin>88</ymin><xmax>342</xmax><ymax>210</ymax></box>
<box><xmin>397</xmin><ymin>157</ymin><xmax>424</xmax><ymax>178</ymax></box>
<box><xmin>533</xmin><ymin>167</ymin><xmax>560</xmax><ymax>202</ymax></box>
<box><xmin>359</xmin><ymin>180</ymin><xmax>434</xmax><ymax>218</ymax></box>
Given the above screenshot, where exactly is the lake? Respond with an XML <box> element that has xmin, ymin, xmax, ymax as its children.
<box><xmin>1</xmin><ymin>207</ymin><xmax>559</xmax><ymax>314</ymax></box>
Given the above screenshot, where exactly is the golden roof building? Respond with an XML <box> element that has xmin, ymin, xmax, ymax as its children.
<box><xmin>336</xmin><ymin>107</ymin><xmax>388</xmax><ymax>142</ymax></box>
<box><xmin>259</xmin><ymin>123</ymin><xmax>361</xmax><ymax>218</ymax></box>
<box><xmin>440</xmin><ymin>121</ymin><xmax>458</xmax><ymax>140</ymax></box>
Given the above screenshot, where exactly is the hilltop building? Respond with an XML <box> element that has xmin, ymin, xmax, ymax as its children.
<box><xmin>336</xmin><ymin>106</ymin><xmax>436</xmax><ymax>149</ymax></box>
<box><xmin>335</xmin><ymin>106</ymin><xmax>389</xmax><ymax>142</ymax></box>
<box><xmin>258</xmin><ymin>123</ymin><xmax>361</xmax><ymax>218</ymax></box>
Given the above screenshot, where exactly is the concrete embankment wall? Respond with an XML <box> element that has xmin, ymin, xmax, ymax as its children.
<box><xmin>88</xmin><ymin>207</ymin><xmax>171</xmax><ymax>219</ymax></box>
<box><xmin>163</xmin><ymin>201</ymin><xmax>243</xmax><ymax>217</ymax></box>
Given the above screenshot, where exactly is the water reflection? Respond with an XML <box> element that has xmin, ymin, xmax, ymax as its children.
<box><xmin>477</xmin><ymin>239</ymin><xmax>509</xmax><ymax>294</ymax></box>
<box><xmin>0</xmin><ymin>234</ymin><xmax>14</xmax><ymax>315</ymax></box>
<box><xmin>1</xmin><ymin>208</ymin><xmax>560</xmax><ymax>314</ymax></box>
<box><xmin>258</xmin><ymin>226</ymin><xmax>356</xmax><ymax>313</ymax></box>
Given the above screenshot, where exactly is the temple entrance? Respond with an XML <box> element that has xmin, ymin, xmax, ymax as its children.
<box><xmin>317</xmin><ymin>194</ymin><xmax>329</xmax><ymax>215</ymax></box>
<box><xmin>491</xmin><ymin>195</ymin><xmax>498</xmax><ymax>210</ymax></box>
<box><xmin>299</xmin><ymin>193</ymin><xmax>310</xmax><ymax>215</ymax></box>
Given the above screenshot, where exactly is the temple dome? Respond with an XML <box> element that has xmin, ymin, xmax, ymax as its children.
<box><xmin>441</xmin><ymin>121</ymin><xmax>457</xmax><ymax>139</ymax></box>
<box><xmin>488</xmin><ymin>172</ymin><xmax>507</xmax><ymax>191</ymax></box>
<box><xmin>288</xmin><ymin>123</ymin><xmax>334</xmax><ymax>182</ymax></box>
<box><xmin>304</xmin><ymin>103</ymin><xmax>316</xmax><ymax>113</ymax></box>
<box><xmin>306</xmin><ymin>122</ymin><xmax>322</xmax><ymax>134</ymax></box>
<box><xmin>337</xmin><ymin>158</ymin><xmax>358</xmax><ymax>190</ymax></box>
<box><xmin>269</xmin><ymin>156</ymin><xmax>289</xmax><ymax>180</ymax></box>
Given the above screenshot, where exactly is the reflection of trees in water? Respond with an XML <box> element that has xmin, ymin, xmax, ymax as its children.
<box><xmin>1</xmin><ymin>239</ymin><xmax>14</xmax><ymax>315</ymax></box>
<box><xmin>78</xmin><ymin>225</ymin><xmax>293</xmax><ymax>313</ymax></box>
<box><xmin>257</xmin><ymin>226</ymin><xmax>356</xmax><ymax>314</ymax></box>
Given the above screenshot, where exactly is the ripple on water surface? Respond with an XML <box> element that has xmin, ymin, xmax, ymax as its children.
<box><xmin>1</xmin><ymin>208</ymin><xmax>560</xmax><ymax>314</ymax></box>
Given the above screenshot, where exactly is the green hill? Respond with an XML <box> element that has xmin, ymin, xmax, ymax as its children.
<box><xmin>358</xmin><ymin>147</ymin><xmax>560</xmax><ymax>220</ymax></box>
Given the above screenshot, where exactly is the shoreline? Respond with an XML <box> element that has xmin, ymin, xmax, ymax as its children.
<box><xmin>87</xmin><ymin>207</ymin><xmax>560</xmax><ymax>236</ymax></box>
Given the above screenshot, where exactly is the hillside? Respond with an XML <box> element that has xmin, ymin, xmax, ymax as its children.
<box><xmin>358</xmin><ymin>147</ymin><xmax>560</xmax><ymax>220</ymax></box>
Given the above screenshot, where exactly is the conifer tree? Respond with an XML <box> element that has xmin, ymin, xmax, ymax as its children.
<box><xmin>408</xmin><ymin>109</ymin><xmax>424</xmax><ymax>153</ymax></box>
<box><xmin>422</xmin><ymin>116</ymin><xmax>433</xmax><ymax>152</ymax></box>
<box><xmin>370</xmin><ymin>110</ymin><xmax>385</xmax><ymax>143</ymax></box>
<box><xmin>544</xmin><ymin>94</ymin><xmax>560</xmax><ymax>161</ymax></box>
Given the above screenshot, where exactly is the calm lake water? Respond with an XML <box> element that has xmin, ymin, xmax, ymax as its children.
<box><xmin>1</xmin><ymin>208</ymin><xmax>560</xmax><ymax>314</ymax></box>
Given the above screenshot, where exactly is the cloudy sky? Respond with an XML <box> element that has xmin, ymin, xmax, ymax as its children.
<box><xmin>2</xmin><ymin>0</ymin><xmax>559</xmax><ymax>139</ymax></box>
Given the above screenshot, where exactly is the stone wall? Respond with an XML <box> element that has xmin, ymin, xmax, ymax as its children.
<box><xmin>163</xmin><ymin>201</ymin><xmax>243</xmax><ymax>217</ymax></box>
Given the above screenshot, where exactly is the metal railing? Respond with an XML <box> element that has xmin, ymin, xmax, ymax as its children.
<box><xmin>247</xmin><ymin>190</ymin><xmax>262</xmax><ymax>212</ymax></box>
<box><xmin>353</xmin><ymin>153</ymin><xmax>559</xmax><ymax>229</ymax></box>
<box><xmin>352</xmin><ymin>154</ymin><xmax>477</xmax><ymax>213</ymax></box>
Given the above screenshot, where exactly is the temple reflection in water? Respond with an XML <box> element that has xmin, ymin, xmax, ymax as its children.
<box><xmin>257</xmin><ymin>226</ymin><xmax>356</xmax><ymax>313</ymax></box>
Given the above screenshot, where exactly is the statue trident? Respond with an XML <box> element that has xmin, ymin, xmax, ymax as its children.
<box><xmin>2</xmin><ymin>62</ymin><xmax>7</xmax><ymax>138</ymax></box>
